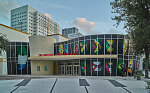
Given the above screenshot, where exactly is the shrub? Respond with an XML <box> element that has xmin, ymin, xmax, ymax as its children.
<box><xmin>133</xmin><ymin>70</ymin><xmax>144</xmax><ymax>80</ymax></box>
<box><xmin>136</xmin><ymin>75</ymin><xmax>141</xmax><ymax>80</ymax></box>
<box><xmin>146</xmin><ymin>80</ymin><xmax>150</xmax><ymax>89</ymax></box>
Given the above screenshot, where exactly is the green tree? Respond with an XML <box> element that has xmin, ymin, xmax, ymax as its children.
<box><xmin>0</xmin><ymin>33</ymin><xmax>9</xmax><ymax>55</ymax></box>
<box><xmin>110</xmin><ymin>0</ymin><xmax>150</xmax><ymax>78</ymax></box>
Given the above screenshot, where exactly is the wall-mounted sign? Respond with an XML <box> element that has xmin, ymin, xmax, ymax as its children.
<box><xmin>38</xmin><ymin>53</ymin><xmax>77</xmax><ymax>56</ymax></box>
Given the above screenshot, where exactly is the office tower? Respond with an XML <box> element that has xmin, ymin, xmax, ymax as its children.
<box><xmin>11</xmin><ymin>5</ymin><xmax>59</xmax><ymax>36</ymax></box>
<box><xmin>62</xmin><ymin>27</ymin><xmax>83</xmax><ymax>39</ymax></box>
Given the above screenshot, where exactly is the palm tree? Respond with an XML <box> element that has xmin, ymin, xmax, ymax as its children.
<box><xmin>0</xmin><ymin>33</ymin><xmax>9</xmax><ymax>55</ymax></box>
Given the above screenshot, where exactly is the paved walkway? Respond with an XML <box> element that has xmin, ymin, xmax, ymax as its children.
<box><xmin>0</xmin><ymin>76</ymin><xmax>149</xmax><ymax>93</ymax></box>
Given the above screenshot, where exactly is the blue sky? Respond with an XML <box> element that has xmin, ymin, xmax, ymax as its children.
<box><xmin>0</xmin><ymin>0</ymin><xmax>126</xmax><ymax>35</ymax></box>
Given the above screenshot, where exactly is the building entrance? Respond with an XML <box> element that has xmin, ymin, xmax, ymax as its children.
<box><xmin>58</xmin><ymin>62</ymin><xmax>79</xmax><ymax>75</ymax></box>
<box><xmin>58</xmin><ymin>65</ymin><xmax>65</xmax><ymax>75</ymax></box>
<box><xmin>66</xmin><ymin>65</ymin><xmax>72</xmax><ymax>75</ymax></box>
<box><xmin>73</xmin><ymin>65</ymin><xmax>79</xmax><ymax>75</ymax></box>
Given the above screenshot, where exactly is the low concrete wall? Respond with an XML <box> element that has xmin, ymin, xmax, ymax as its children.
<box><xmin>31</xmin><ymin>60</ymin><xmax>53</xmax><ymax>75</ymax></box>
<box><xmin>29</xmin><ymin>36</ymin><xmax>56</xmax><ymax>75</ymax></box>
<box><xmin>29</xmin><ymin>36</ymin><xmax>56</xmax><ymax>57</ymax></box>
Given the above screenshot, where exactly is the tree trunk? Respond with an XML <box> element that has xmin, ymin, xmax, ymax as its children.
<box><xmin>145</xmin><ymin>47</ymin><xmax>149</xmax><ymax>78</ymax></box>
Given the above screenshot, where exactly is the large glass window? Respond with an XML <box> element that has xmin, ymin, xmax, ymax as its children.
<box><xmin>59</xmin><ymin>43</ymin><xmax>64</xmax><ymax>55</ymax></box>
<box><xmin>105</xmin><ymin>39</ymin><xmax>116</xmax><ymax>54</ymax></box>
<box><xmin>45</xmin><ymin>66</ymin><xmax>47</xmax><ymax>71</ymax></box>
<box><xmin>117</xmin><ymin>59</ymin><xmax>124</xmax><ymax>76</ymax></box>
<box><xmin>37</xmin><ymin>66</ymin><xmax>40</xmax><ymax>71</ymax></box>
<box><xmin>111</xmin><ymin>59</ymin><xmax>117</xmax><ymax>76</ymax></box>
<box><xmin>98</xmin><ymin>58</ymin><xmax>104</xmax><ymax>76</ymax></box>
<box><xmin>68</xmin><ymin>43</ymin><xmax>71</xmax><ymax>54</ymax></box>
<box><xmin>74</xmin><ymin>42</ymin><xmax>79</xmax><ymax>55</ymax></box>
<box><xmin>111</xmin><ymin>39</ymin><xmax>117</xmax><ymax>54</ymax></box>
<box><xmin>80</xmin><ymin>41</ymin><xmax>85</xmax><ymax>55</ymax></box>
<box><xmin>85</xmin><ymin>36</ymin><xmax>90</xmax><ymax>39</ymax></box>
<box><xmin>11</xmin><ymin>46</ymin><xmax>15</xmax><ymax>57</ymax></box>
<box><xmin>85</xmin><ymin>40</ymin><xmax>90</xmax><ymax>55</ymax></box>
<box><xmin>7</xmin><ymin>42</ymin><xmax>30</xmax><ymax>75</ymax></box>
<box><xmin>92</xmin><ymin>59</ymin><xmax>99</xmax><ymax>76</ymax></box>
<box><xmin>105</xmin><ymin>59</ymin><xmax>111</xmax><ymax>76</ymax></box>
<box><xmin>91</xmin><ymin>35</ymin><xmax>97</xmax><ymax>39</ymax></box>
<box><xmin>7</xmin><ymin>46</ymin><xmax>10</xmax><ymax>57</ymax></box>
<box><xmin>64</xmin><ymin>43</ymin><xmax>68</xmax><ymax>54</ymax></box>
<box><xmin>118</xmin><ymin>39</ymin><xmax>123</xmax><ymax>54</ymax></box>
<box><xmin>12</xmin><ymin>62</ymin><xmax>17</xmax><ymax>74</ymax></box>
<box><xmin>86</xmin><ymin>59</ymin><xmax>91</xmax><ymax>76</ymax></box>
<box><xmin>105</xmin><ymin>34</ymin><xmax>111</xmax><ymax>38</ymax></box>
<box><xmin>98</xmin><ymin>35</ymin><xmax>104</xmax><ymax>38</ymax></box>
<box><xmin>56</xmin><ymin>45</ymin><xmax>59</xmax><ymax>55</ymax></box>
<box><xmin>105</xmin><ymin>59</ymin><xmax>117</xmax><ymax>76</ymax></box>
<box><xmin>80</xmin><ymin>60</ymin><xmax>86</xmax><ymax>76</ymax></box>
<box><xmin>112</xmin><ymin>34</ymin><xmax>118</xmax><ymax>38</ymax></box>
<box><xmin>71</xmin><ymin>40</ymin><xmax>74</xmax><ymax>54</ymax></box>
<box><xmin>123</xmin><ymin>39</ymin><xmax>129</xmax><ymax>55</ymax></box>
<box><xmin>54</xmin><ymin>43</ymin><xmax>56</xmax><ymax>55</ymax></box>
<box><xmin>98</xmin><ymin>39</ymin><xmax>104</xmax><ymax>55</ymax></box>
<box><xmin>91</xmin><ymin>39</ymin><xmax>98</xmax><ymax>55</ymax></box>
<box><xmin>7</xmin><ymin>62</ymin><xmax>11</xmax><ymax>74</ymax></box>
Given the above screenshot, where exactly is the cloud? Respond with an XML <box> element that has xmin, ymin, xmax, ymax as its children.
<box><xmin>44</xmin><ymin>13</ymin><xmax>52</xmax><ymax>19</ymax></box>
<box><xmin>94</xmin><ymin>21</ymin><xmax>127</xmax><ymax>34</ymax></box>
<box><xmin>0</xmin><ymin>0</ymin><xmax>17</xmax><ymax>21</ymax></box>
<box><xmin>73</xmin><ymin>18</ymin><xmax>99</xmax><ymax>35</ymax></box>
<box><xmin>47</xmin><ymin>3</ymin><xmax>71</xmax><ymax>9</ymax></box>
<box><xmin>109</xmin><ymin>28</ymin><xmax>124</xmax><ymax>34</ymax></box>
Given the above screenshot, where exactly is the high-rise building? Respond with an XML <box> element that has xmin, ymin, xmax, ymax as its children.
<box><xmin>68</xmin><ymin>33</ymin><xmax>83</xmax><ymax>39</ymax></box>
<box><xmin>62</xmin><ymin>27</ymin><xmax>83</xmax><ymax>39</ymax></box>
<box><xmin>11</xmin><ymin>5</ymin><xmax>59</xmax><ymax>36</ymax></box>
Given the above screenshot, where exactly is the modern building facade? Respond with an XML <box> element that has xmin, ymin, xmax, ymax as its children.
<box><xmin>29</xmin><ymin>34</ymin><xmax>138</xmax><ymax>76</ymax></box>
<box><xmin>11</xmin><ymin>5</ymin><xmax>59</xmax><ymax>36</ymax></box>
<box><xmin>62</xmin><ymin>27</ymin><xmax>83</xmax><ymax>39</ymax></box>
<box><xmin>0</xmin><ymin>24</ymin><xmax>30</xmax><ymax>75</ymax></box>
<box><xmin>0</xmin><ymin>24</ymin><xmax>138</xmax><ymax>76</ymax></box>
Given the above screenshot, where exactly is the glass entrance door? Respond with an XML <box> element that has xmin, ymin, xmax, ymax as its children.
<box><xmin>66</xmin><ymin>65</ymin><xmax>72</xmax><ymax>75</ymax></box>
<box><xmin>59</xmin><ymin>65</ymin><xmax>65</xmax><ymax>75</ymax></box>
<box><xmin>73</xmin><ymin>65</ymin><xmax>79</xmax><ymax>75</ymax></box>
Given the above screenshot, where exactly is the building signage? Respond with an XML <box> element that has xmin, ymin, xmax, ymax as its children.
<box><xmin>38</xmin><ymin>53</ymin><xmax>77</xmax><ymax>56</ymax></box>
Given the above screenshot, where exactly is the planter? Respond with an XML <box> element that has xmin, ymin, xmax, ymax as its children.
<box><xmin>146</xmin><ymin>80</ymin><xmax>150</xmax><ymax>89</ymax></box>
<box><xmin>133</xmin><ymin>74</ymin><xmax>136</xmax><ymax>78</ymax></box>
<box><xmin>136</xmin><ymin>75</ymin><xmax>141</xmax><ymax>80</ymax></box>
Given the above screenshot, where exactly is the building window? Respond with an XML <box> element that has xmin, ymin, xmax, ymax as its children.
<box><xmin>37</xmin><ymin>66</ymin><xmax>40</xmax><ymax>71</ymax></box>
<box><xmin>45</xmin><ymin>66</ymin><xmax>47</xmax><ymax>71</ymax></box>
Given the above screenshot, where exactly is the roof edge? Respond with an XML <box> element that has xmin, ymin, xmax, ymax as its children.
<box><xmin>47</xmin><ymin>33</ymin><xmax>70</xmax><ymax>40</ymax></box>
<box><xmin>0</xmin><ymin>24</ymin><xmax>29</xmax><ymax>35</ymax></box>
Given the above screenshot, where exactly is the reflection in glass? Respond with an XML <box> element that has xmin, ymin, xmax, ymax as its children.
<box><xmin>86</xmin><ymin>59</ymin><xmax>91</xmax><ymax>76</ymax></box>
<box><xmin>98</xmin><ymin>59</ymin><xmax>104</xmax><ymax>76</ymax></box>
<box><xmin>74</xmin><ymin>42</ymin><xmax>79</xmax><ymax>54</ymax></box>
<box><xmin>81</xmin><ymin>60</ymin><xmax>86</xmax><ymax>76</ymax></box>
<box><xmin>80</xmin><ymin>41</ymin><xmax>85</xmax><ymax>55</ymax></box>
<box><xmin>59</xmin><ymin>44</ymin><xmax>63</xmax><ymax>54</ymax></box>
<box><xmin>105</xmin><ymin>59</ymin><xmax>112</xmax><ymax>76</ymax></box>
<box><xmin>105</xmin><ymin>40</ymin><xmax>116</xmax><ymax>54</ymax></box>
<box><xmin>64</xmin><ymin>44</ymin><xmax>68</xmax><ymax>53</ymax></box>
<box><xmin>92</xmin><ymin>39</ymin><xmax>101</xmax><ymax>55</ymax></box>
<box><xmin>92</xmin><ymin>60</ymin><xmax>100</xmax><ymax>76</ymax></box>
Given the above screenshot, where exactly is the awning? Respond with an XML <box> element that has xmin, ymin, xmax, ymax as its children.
<box><xmin>28</xmin><ymin>55</ymin><xmax>117</xmax><ymax>61</ymax></box>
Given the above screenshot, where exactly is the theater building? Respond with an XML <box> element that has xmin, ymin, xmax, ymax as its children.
<box><xmin>0</xmin><ymin>23</ymin><xmax>137</xmax><ymax>76</ymax></box>
<box><xmin>28</xmin><ymin>34</ymin><xmax>137</xmax><ymax>76</ymax></box>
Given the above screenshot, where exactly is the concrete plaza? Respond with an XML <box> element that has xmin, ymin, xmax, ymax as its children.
<box><xmin>0</xmin><ymin>76</ymin><xmax>149</xmax><ymax>93</ymax></box>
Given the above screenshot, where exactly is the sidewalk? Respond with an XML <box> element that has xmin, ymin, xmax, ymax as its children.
<box><xmin>0</xmin><ymin>75</ymin><xmax>149</xmax><ymax>93</ymax></box>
